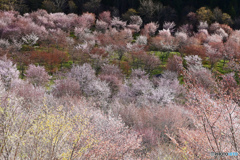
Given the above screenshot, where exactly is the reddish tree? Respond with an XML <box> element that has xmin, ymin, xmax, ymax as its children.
<box><xmin>179</xmin><ymin>44</ymin><xmax>206</xmax><ymax>58</ymax></box>
<box><xmin>166</xmin><ymin>55</ymin><xmax>183</xmax><ymax>74</ymax></box>
<box><xmin>97</xmin><ymin>28</ymin><xmax>132</xmax><ymax>66</ymax></box>
<box><xmin>119</xmin><ymin>61</ymin><xmax>131</xmax><ymax>75</ymax></box>
<box><xmin>30</xmin><ymin>49</ymin><xmax>68</xmax><ymax>73</ymax></box>
<box><xmin>90</xmin><ymin>47</ymin><xmax>108</xmax><ymax>57</ymax></box>
<box><xmin>194</xmin><ymin>30</ymin><xmax>208</xmax><ymax>44</ymax></box>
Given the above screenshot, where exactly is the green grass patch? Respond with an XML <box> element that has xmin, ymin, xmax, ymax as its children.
<box><xmin>178</xmin><ymin>75</ymin><xmax>184</xmax><ymax>85</ymax></box>
<box><xmin>150</xmin><ymin>66</ymin><xmax>164</xmax><ymax>76</ymax></box>
<box><xmin>150</xmin><ymin>51</ymin><xmax>180</xmax><ymax>64</ymax></box>
<box><xmin>70</xmin><ymin>31</ymin><xmax>77</xmax><ymax>38</ymax></box>
<box><xmin>61</xmin><ymin>61</ymin><xmax>73</xmax><ymax>69</ymax></box>
<box><xmin>46</xmin><ymin>77</ymin><xmax>56</xmax><ymax>91</ymax></box>
<box><xmin>215</xmin><ymin>60</ymin><xmax>231</xmax><ymax>74</ymax></box>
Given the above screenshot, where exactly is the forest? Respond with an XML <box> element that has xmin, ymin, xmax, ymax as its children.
<box><xmin>0</xmin><ymin>0</ymin><xmax>240</xmax><ymax>160</ymax></box>
<box><xmin>2</xmin><ymin>0</ymin><xmax>240</xmax><ymax>28</ymax></box>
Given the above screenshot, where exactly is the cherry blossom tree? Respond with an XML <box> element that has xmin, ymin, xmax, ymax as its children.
<box><xmin>209</xmin><ymin>22</ymin><xmax>220</xmax><ymax>34</ymax></box>
<box><xmin>117</xmin><ymin>71</ymin><xmax>153</xmax><ymax>106</ymax></box>
<box><xmin>194</xmin><ymin>29</ymin><xmax>209</xmax><ymax>44</ymax></box>
<box><xmin>111</xmin><ymin>17</ymin><xmax>127</xmax><ymax>31</ymax></box>
<box><xmin>136</xmin><ymin>35</ymin><xmax>148</xmax><ymax>45</ymax></box>
<box><xmin>163</xmin><ymin>21</ymin><xmax>176</xmax><ymax>33</ymax></box>
<box><xmin>95</xmin><ymin>20</ymin><xmax>108</xmax><ymax>33</ymax></box>
<box><xmin>100</xmin><ymin>64</ymin><xmax>123</xmax><ymax>78</ymax></box>
<box><xmin>222</xmin><ymin>72</ymin><xmax>238</xmax><ymax>94</ymax></box>
<box><xmin>172</xmin><ymin>87</ymin><xmax>240</xmax><ymax>159</ymax></box>
<box><xmin>150</xmin><ymin>30</ymin><xmax>178</xmax><ymax>60</ymax></box>
<box><xmin>126</xmin><ymin>15</ymin><xmax>143</xmax><ymax>33</ymax></box>
<box><xmin>25</xmin><ymin>64</ymin><xmax>50</xmax><ymax>87</ymax></box>
<box><xmin>97</xmin><ymin>28</ymin><xmax>132</xmax><ymax>66</ymax></box>
<box><xmin>178</xmin><ymin>24</ymin><xmax>193</xmax><ymax>36</ymax></box>
<box><xmin>142</xmin><ymin>22</ymin><xmax>159</xmax><ymax>37</ymax></box>
<box><xmin>206</xmin><ymin>34</ymin><xmax>223</xmax><ymax>43</ymax></box>
<box><xmin>0</xmin><ymin>39</ymin><xmax>10</xmax><ymax>50</ymax></box>
<box><xmin>75</xmin><ymin>12</ymin><xmax>96</xmax><ymax>29</ymax></box>
<box><xmin>117</xmin><ymin>68</ymin><xmax>181</xmax><ymax>107</ymax></box>
<box><xmin>0</xmin><ymin>95</ymin><xmax>142</xmax><ymax>160</ymax></box>
<box><xmin>204</xmin><ymin>42</ymin><xmax>223</xmax><ymax>69</ymax></box>
<box><xmin>10</xmin><ymin>79</ymin><xmax>45</xmax><ymax>108</ymax></box>
<box><xmin>52</xmin><ymin>77</ymin><xmax>81</xmax><ymax>98</ymax></box>
<box><xmin>0</xmin><ymin>56</ymin><xmax>19</xmax><ymax>90</ymax></box>
<box><xmin>198</xmin><ymin>21</ymin><xmax>208</xmax><ymax>30</ymax></box>
<box><xmin>70</xmin><ymin>64</ymin><xmax>111</xmax><ymax>104</ymax></box>
<box><xmin>220</xmin><ymin>24</ymin><xmax>233</xmax><ymax>35</ymax></box>
<box><xmin>99</xmin><ymin>11</ymin><xmax>111</xmax><ymax>24</ymax></box>
<box><xmin>22</xmin><ymin>33</ymin><xmax>39</xmax><ymax>46</ymax></box>
<box><xmin>175</xmin><ymin>32</ymin><xmax>188</xmax><ymax>49</ymax></box>
<box><xmin>224</xmin><ymin>31</ymin><xmax>240</xmax><ymax>59</ymax></box>
<box><xmin>130</xmin><ymin>15</ymin><xmax>143</xmax><ymax>26</ymax></box>
<box><xmin>184</xmin><ymin>55</ymin><xmax>216</xmax><ymax>90</ymax></box>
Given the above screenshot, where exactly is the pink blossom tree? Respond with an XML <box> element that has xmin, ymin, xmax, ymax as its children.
<box><xmin>0</xmin><ymin>56</ymin><xmax>19</xmax><ymax>90</ymax></box>
<box><xmin>25</xmin><ymin>64</ymin><xmax>50</xmax><ymax>87</ymax></box>
<box><xmin>163</xmin><ymin>21</ymin><xmax>176</xmax><ymax>33</ymax></box>
<box><xmin>204</xmin><ymin>42</ymin><xmax>223</xmax><ymax>69</ymax></box>
<box><xmin>70</xmin><ymin>64</ymin><xmax>111</xmax><ymax>103</ymax></box>
<box><xmin>95</xmin><ymin>20</ymin><xmax>108</xmax><ymax>33</ymax></box>
<box><xmin>75</xmin><ymin>12</ymin><xmax>96</xmax><ymax>29</ymax></box>
<box><xmin>111</xmin><ymin>17</ymin><xmax>127</xmax><ymax>31</ymax></box>
<box><xmin>150</xmin><ymin>30</ymin><xmax>178</xmax><ymax>60</ymax></box>
<box><xmin>10</xmin><ymin>79</ymin><xmax>45</xmax><ymax>108</ymax></box>
<box><xmin>184</xmin><ymin>55</ymin><xmax>216</xmax><ymax>90</ymax></box>
<box><xmin>99</xmin><ymin>11</ymin><xmax>111</xmax><ymax>24</ymax></box>
<box><xmin>175</xmin><ymin>32</ymin><xmax>188</xmax><ymax>49</ymax></box>
<box><xmin>127</xmin><ymin>16</ymin><xmax>143</xmax><ymax>33</ymax></box>
<box><xmin>136</xmin><ymin>35</ymin><xmax>148</xmax><ymax>45</ymax></box>
<box><xmin>172</xmin><ymin>87</ymin><xmax>240</xmax><ymax>159</ymax></box>
<box><xmin>142</xmin><ymin>22</ymin><xmax>159</xmax><ymax>37</ymax></box>
<box><xmin>52</xmin><ymin>77</ymin><xmax>81</xmax><ymax>98</ymax></box>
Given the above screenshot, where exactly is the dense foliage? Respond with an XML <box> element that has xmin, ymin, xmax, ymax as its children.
<box><xmin>2</xmin><ymin>0</ymin><xmax>240</xmax><ymax>28</ymax></box>
<box><xmin>0</xmin><ymin>8</ymin><xmax>240</xmax><ymax>159</ymax></box>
